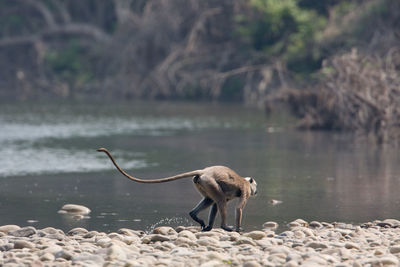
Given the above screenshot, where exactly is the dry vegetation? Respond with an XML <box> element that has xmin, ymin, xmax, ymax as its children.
<box><xmin>268</xmin><ymin>48</ymin><xmax>400</xmax><ymax>143</ymax></box>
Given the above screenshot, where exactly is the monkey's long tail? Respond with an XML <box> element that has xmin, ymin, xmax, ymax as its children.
<box><xmin>97</xmin><ymin>148</ymin><xmax>200</xmax><ymax>183</ymax></box>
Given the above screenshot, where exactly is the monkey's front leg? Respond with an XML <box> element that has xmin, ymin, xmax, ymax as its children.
<box><xmin>235</xmin><ymin>197</ymin><xmax>248</xmax><ymax>232</ymax></box>
<box><xmin>217</xmin><ymin>201</ymin><xmax>234</xmax><ymax>232</ymax></box>
<box><xmin>235</xmin><ymin>207</ymin><xmax>244</xmax><ymax>232</ymax></box>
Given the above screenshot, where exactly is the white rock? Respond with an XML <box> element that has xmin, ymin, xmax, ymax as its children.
<box><xmin>152</xmin><ymin>226</ymin><xmax>177</xmax><ymax>236</ymax></box>
<box><xmin>0</xmin><ymin>225</ymin><xmax>20</xmax><ymax>233</ymax></box>
<box><xmin>234</xmin><ymin>237</ymin><xmax>257</xmax><ymax>246</ymax></box>
<box><xmin>244</xmin><ymin>231</ymin><xmax>266</xmax><ymax>240</ymax></box>
<box><xmin>178</xmin><ymin>230</ymin><xmax>197</xmax><ymax>241</ymax></box>
<box><xmin>106</xmin><ymin>244</ymin><xmax>126</xmax><ymax>261</ymax></box>
<box><xmin>40</xmin><ymin>252</ymin><xmax>55</xmax><ymax>262</ymax></box>
<box><xmin>284</xmin><ymin>260</ymin><xmax>299</xmax><ymax>267</ymax></box>
<box><xmin>197</xmin><ymin>237</ymin><xmax>220</xmax><ymax>247</ymax></box>
<box><xmin>263</xmin><ymin>221</ymin><xmax>278</xmax><ymax>230</ymax></box>
<box><xmin>200</xmin><ymin>260</ymin><xmax>222</xmax><ymax>267</ymax></box>
<box><xmin>59</xmin><ymin>204</ymin><xmax>91</xmax><ymax>215</ymax></box>
<box><xmin>174</xmin><ymin>237</ymin><xmax>198</xmax><ymax>247</ymax></box>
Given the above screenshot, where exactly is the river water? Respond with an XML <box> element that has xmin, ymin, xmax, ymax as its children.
<box><xmin>0</xmin><ymin>101</ymin><xmax>399</xmax><ymax>233</ymax></box>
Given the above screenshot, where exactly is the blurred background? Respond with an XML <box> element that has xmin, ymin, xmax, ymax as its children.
<box><xmin>0</xmin><ymin>0</ymin><xmax>399</xmax><ymax>232</ymax></box>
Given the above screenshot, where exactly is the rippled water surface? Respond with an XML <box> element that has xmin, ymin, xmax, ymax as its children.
<box><xmin>0</xmin><ymin>101</ymin><xmax>399</xmax><ymax>233</ymax></box>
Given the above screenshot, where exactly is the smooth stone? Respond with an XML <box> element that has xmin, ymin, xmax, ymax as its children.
<box><xmin>269</xmin><ymin>245</ymin><xmax>290</xmax><ymax>255</ymax></box>
<box><xmin>13</xmin><ymin>240</ymin><xmax>35</xmax><ymax>249</ymax></box>
<box><xmin>41</xmin><ymin>227</ymin><xmax>61</xmax><ymax>235</ymax></box>
<box><xmin>9</xmin><ymin>226</ymin><xmax>37</xmax><ymax>237</ymax></box>
<box><xmin>365</xmin><ymin>256</ymin><xmax>399</xmax><ymax>266</ymax></box>
<box><xmin>55</xmin><ymin>249</ymin><xmax>74</xmax><ymax>260</ymax></box>
<box><xmin>344</xmin><ymin>242</ymin><xmax>360</xmax><ymax>250</ymax></box>
<box><xmin>288</xmin><ymin>219</ymin><xmax>308</xmax><ymax>228</ymax></box>
<box><xmin>106</xmin><ymin>244</ymin><xmax>126</xmax><ymax>261</ymax></box>
<box><xmin>244</xmin><ymin>231</ymin><xmax>266</xmax><ymax>240</ymax></box>
<box><xmin>389</xmin><ymin>245</ymin><xmax>400</xmax><ymax>254</ymax></box>
<box><xmin>263</xmin><ymin>221</ymin><xmax>279</xmax><ymax>230</ymax></box>
<box><xmin>178</xmin><ymin>230</ymin><xmax>197</xmax><ymax>241</ymax></box>
<box><xmin>118</xmin><ymin>228</ymin><xmax>144</xmax><ymax>237</ymax></box>
<box><xmin>309</xmin><ymin>221</ymin><xmax>323</xmax><ymax>228</ymax></box>
<box><xmin>234</xmin><ymin>237</ymin><xmax>257</xmax><ymax>246</ymax></box>
<box><xmin>72</xmin><ymin>253</ymin><xmax>104</xmax><ymax>265</ymax></box>
<box><xmin>243</xmin><ymin>261</ymin><xmax>262</xmax><ymax>267</ymax></box>
<box><xmin>0</xmin><ymin>243</ymin><xmax>14</xmax><ymax>251</ymax></box>
<box><xmin>197</xmin><ymin>237</ymin><xmax>220</xmax><ymax>247</ymax></box>
<box><xmin>170</xmin><ymin>247</ymin><xmax>194</xmax><ymax>257</ymax></box>
<box><xmin>175</xmin><ymin>226</ymin><xmax>186</xmax><ymax>233</ymax></box>
<box><xmin>195</xmin><ymin>231</ymin><xmax>221</xmax><ymax>239</ymax></box>
<box><xmin>59</xmin><ymin>204</ymin><xmax>91</xmax><ymax>215</ymax></box>
<box><xmin>284</xmin><ymin>260</ymin><xmax>299</xmax><ymax>267</ymax></box>
<box><xmin>142</xmin><ymin>234</ymin><xmax>171</xmax><ymax>244</ymax></box>
<box><xmin>379</xmin><ymin>219</ymin><xmax>400</xmax><ymax>228</ymax></box>
<box><xmin>152</xmin><ymin>226</ymin><xmax>177</xmax><ymax>236</ymax></box>
<box><xmin>108</xmin><ymin>233</ymin><xmax>124</xmax><ymax>241</ymax></box>
<box><xmin>68</xmin><ymin>228</ymin><xmax>88</xmax><ymax>236</ymax></box>
<box><xmin>40</xmin><ymin>252</ymin><xmax>55</xmax><ymax>261</ymax></box>
<box><xmin>46</xmin><ymin>233</ymin><xmax>65</xmax><ymax>241</ymax></box>
<box><xmin>200</xmin><ymin>260</ymin><xmax>223</xmax><ymax>267</ymax></box>
<box><xmin>44</xmin><ymin>244</ymin><xmax>63</xmax><ymax>255</ymax></box>
<box><xmin>0</xmin><ymin>225</ymin><xmax>20</xmax><ymax>233</ymax></box>
<box><xmin>96</xmin><ymin>237</ymin><xmax>112</xmax><ymax>247</ymax></box>
<box><xmin>174</xmin><ymin>237</ymin><xmax>198</xmax><ymax>247</ymax></box>
<box><xmin>305</xmin><ymin>241</ymin><xmax>329</xmax><ymax>249</ymax></box>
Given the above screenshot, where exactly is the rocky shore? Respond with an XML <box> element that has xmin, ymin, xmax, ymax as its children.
<box><xmin>1</xmin><ymin>219</ymin><xmax>400</xmax><ymax>266</ymax></box>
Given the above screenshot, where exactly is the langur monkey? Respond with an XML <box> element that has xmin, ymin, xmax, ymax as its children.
<box><xmin>97</xmin><ymin>148</ymin><xmax>257</xmax><ymax>232</ymax></box>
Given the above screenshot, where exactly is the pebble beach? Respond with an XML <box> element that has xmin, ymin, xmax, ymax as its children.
<box><xmin>1</xmin><ymin>219</ymin><xmax>400</xmax><ymax>266</ymax></box>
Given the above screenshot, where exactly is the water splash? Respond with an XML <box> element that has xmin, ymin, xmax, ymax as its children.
<box><xmin>145</xmin><ymin>216</ymin><xmax>192</xmax><ymax>234</ymax></box>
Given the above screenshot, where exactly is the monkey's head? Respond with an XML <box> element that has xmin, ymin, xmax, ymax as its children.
<box><xmin>245</xmin><ymin>177</ymin><xmax>257</xmax><ymax>196</ymax></box>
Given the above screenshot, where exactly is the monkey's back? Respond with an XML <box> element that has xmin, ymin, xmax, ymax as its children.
<box><xmin>202</xmin><ymin>166</ymin><xmax>249</xmax><ymax>199</ymax></box>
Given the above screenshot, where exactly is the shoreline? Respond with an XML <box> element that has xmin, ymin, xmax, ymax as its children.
<box><xmin>1</xmin><ymin>219</ymin><xmax>400</xmax><ymax>266</ymax></box>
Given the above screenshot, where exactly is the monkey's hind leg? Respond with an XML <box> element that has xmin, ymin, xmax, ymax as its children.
<box><xmin>202</xmin><ymin>203</ymin><xmax>217</xmax><ymax>232</ymax></box>
<box><xmin>189</xmin><ymin>197</ymin><xmax>213</xmax><ymax>230</ymax></box>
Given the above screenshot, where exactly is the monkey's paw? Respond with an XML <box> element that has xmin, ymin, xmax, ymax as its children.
<box><xmin>221</xmin><ymin>225</ymin><xmax>234</xmax><ymax>232</ymax></box>
<box><xmin>201</xmin><ymin>225</ymin><xmax>213</xmax><ymax>232</ymax></box>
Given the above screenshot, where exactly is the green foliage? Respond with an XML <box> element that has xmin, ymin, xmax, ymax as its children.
<box><xmin>44</xmin><ymin>42</ymin><xmax>93</xmax><ymax>87</ymax></box>
<box><xmin>237</xmin><ymin>0</ymin><xmax>327</xmax><ymax>76</ymax></box>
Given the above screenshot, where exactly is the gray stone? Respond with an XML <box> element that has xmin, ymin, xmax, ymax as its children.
<box><xmin>55</xmin><ymin>249</ymin><xmax>74</xmax><ymax>260</ymax></box>
<box><xmin>9</xmin><ymin>226</ymin><xmax>36</xmax><ymax>237</ymax></box>
<box><xmin>234</xmin><ymin>237</ymin><xmax>257</xmax><ymax>246</ymax></box>
<box><xmin>0</xmin><ymin>243</ymin><xmax>14</xmax><ymax>251</ymax></box>
<box><xmin>68</xmin><ymin>227</ymin><xmax>88</xmax><ymax>236</ymax></box>
<box><xmin>13</xmin><ymin>240</ymin><xmax>35</xmax><ymax>249</ymax></box>
<box><xmin>309</xmin><ymin>221</ymin><xmax>322</xmax><ymax>228</ymax></box>
<box><xmin>305</xmin><ymin>241</ymin><xmax>329</xmax><ymax>249</ymax></box>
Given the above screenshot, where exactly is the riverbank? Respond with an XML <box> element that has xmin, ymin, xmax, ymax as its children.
<box><xmin>1</xmin><ymin>219</ymin><xmax>400</xmax><ymax>266</ymax></box>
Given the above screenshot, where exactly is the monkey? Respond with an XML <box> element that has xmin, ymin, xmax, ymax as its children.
<box><xmin>97</xmin><ymin>148</ymin><xmax>257</xmax><ymax>232</ymax></box>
